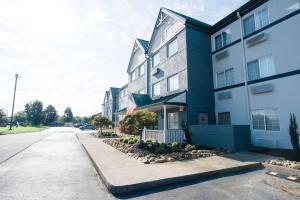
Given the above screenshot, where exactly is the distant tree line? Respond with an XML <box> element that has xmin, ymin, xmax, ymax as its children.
<box><xmin>0</xmin><ymin>100</ymin><xmax>93</xmax><ymax>127</ymax></box>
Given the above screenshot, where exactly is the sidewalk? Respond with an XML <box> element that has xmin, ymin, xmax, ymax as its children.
<box><xmin>77</xmin><ymin>133</ymin><xmax>266</xmax><ymax>194</ymax></box>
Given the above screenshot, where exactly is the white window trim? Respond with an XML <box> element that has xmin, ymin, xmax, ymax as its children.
<box><xmin>216</xmin><ymin>68</ymin><xmax>234</xmax><ymax>88</ymax></box>
<box><xmin>251</xmin><ymin>109</ymin><xmax>280</xmax><ymax>132</ymax></box>
<box><xmin>167</xmin><ymin>74</ymin><xmax>179</xmax><ymax>92</ymax></box>
<box><xmin>243</xmin><ymin>6</ymin><xmax>269</xmax><ymax>35</ymax></box>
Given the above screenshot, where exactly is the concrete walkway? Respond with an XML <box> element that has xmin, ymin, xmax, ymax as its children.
<box><xmin>77</xmin><ymin>133</ymin><xmax>269</xmax><ymax>194</ymax></box>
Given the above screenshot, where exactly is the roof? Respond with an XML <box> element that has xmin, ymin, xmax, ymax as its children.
<box><xmin>162</xmin><ymin>7</ymin><xmax>212</xmax><ymax>31</ymax></box>
<box><xmin>127</xmin><ymin>38</ymin><xmax>149</xmax><ymax>73</ymax></box>
<box><xmin>109</xmin><ymin>87</ymin><xmax>120</xmax><ymax>97</ymax></box>
<box><xmin>132</xmin><ymin>91</ymin><xmax>186</xmax><ymax>109</ymax></box>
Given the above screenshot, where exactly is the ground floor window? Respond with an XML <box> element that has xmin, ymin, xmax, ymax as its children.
<box><xmin>168</xmin><ymin>112</ymin><xmax>179</xmax><ymax>129</ymax></box>
<box><xmin>198</xmin><ymin>113</ymin><xmax>209</xmax><ymax>125</ymax></box>
<box><xmin>251</xmin><ymin>109</ymin><xmax>280</xmax><ymax>131</ymax></box>
<box><xmin>218</xmin><ymin>112</ymin><xmax>231</xmax><ymax>125</ymax></box>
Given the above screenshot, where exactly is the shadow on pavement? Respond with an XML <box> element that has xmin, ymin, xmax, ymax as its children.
<box><xmin>113</xmin><ymin>167</ymin><xmax>264</xmax><ymax>199</ymax></box>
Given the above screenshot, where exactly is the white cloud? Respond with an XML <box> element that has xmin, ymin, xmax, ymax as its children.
<box><xmin>0</xmin><ymin>0</ymin><xmax>248</xmax><ymax>116</ymax></box>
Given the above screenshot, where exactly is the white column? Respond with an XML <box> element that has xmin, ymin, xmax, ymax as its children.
<box><xmin>163</xmin><ymin>105</ymin><xmax>167</xmax><ymax>136</ymax></box>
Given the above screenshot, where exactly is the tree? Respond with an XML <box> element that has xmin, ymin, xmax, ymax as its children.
<box><xmin>63</xmin><ymin>107</ymin><xmax>73</xmax><ymax>122</ymax></box>
<box><xmin>0</xmin><ymin>109</ymin><xmax>8</xmax><ymax>124</ymax></box>
<box><xmin>119</xmin><ymin>109</ymin><xmax>157</xmax><ymax>135</ymax></box>
<box><xmin>25</xmin><ymin>100</ymin><xmax>44</xmax><ymax>126</ymax></box>
<box><xmin>289</xmin><ymin>113</ymin><xmax>299</xmax><ymax>154</ymax></box>
<box><xmin>14</xmin><ymin>111</ymin><xmax>28</xmax><ymax>126</ymax></box>
<box><xmin>44</xmin><ymin>105</ymin><xmax>58</xmax><ymax>125</ymax></box>
<box><xmin>92</xmin><ymin>115</ymin><xmax>112</xmax><ymax>133</ymax></box>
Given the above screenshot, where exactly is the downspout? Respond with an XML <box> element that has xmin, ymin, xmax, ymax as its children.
<box><xmin>237</xmin><ymin>12</ymin><xmax>253</xmax><ymax>143</ymax></box>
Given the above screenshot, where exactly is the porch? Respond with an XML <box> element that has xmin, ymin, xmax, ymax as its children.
<box><xmin>132</xmin><ymin>91</ymin><xmax>187</xmax><ymax>143</ymax></box>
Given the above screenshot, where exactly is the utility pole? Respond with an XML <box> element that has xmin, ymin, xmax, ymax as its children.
<box><xmin>9</xmin><ymin>74</ymin><xmax>20</xmax><ymax>130</ymax></box>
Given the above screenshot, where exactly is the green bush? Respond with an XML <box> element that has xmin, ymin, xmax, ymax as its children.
<box><xmin>185</xmin><ymin>144</ymin><xmax>196</xmax><ymax>151</ymax></box>
<box><xmin>123</xmin><ymin>138</ymin><xmax>129</xmax><ymax>143</ymax></box>
<box><xmin>154</xmin><ymin>143</ymin><xmax>169</xmax><ymax>154</ymax></box>
<box><xmin>171</xmin><ymin>142</ymin><xmax>180</xmax><ymax>152</ymax></box>
<box><xmin>120</xmin><ymin>138</ymin><xmax>124</xmax><ymax>142</ymax></box>
<box><xmin>146</xmin><ymin>139</ymin><xmax>152</xmax><ymax>143</ymax></box>
<box><xmin>128</xmin><ymin>140</ymin><xmax>135</xmax><ymax>144</ymax></box>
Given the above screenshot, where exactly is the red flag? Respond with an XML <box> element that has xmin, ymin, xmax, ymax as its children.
<box><xmin>127</xmin><ymin>102</ymin><xmax>136</xmax><ymax>115</ymax></box>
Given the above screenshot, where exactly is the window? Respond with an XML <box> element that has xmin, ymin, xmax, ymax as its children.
<box><xmin>167</xmin><ymin>38</ymin><xmax>178</xmax><ymax>57</ymax></box>
<box><xmin>139</xmin><ymin>64</ymin><xmax>145</xmax><ymax>76</ymax></box>
<box><xmin>152</xmin><ymin>82</ymin><xmax>160</xmax><ymax>96</ymax></box>
<box><xmin>218</xmin><ymin>112</ymin><xmax>231</xmax><ymax>125</ymax></box>
<box><xmin>153</xmin><ymin>52</ymin><xmax>160</xmax><ymax>67</ymax></box>
<box><xmin>243</xmin><ymin>7</ymin><xmax>269</xmax><ymax>36</ymax></box>
<box><xmin>138</xmin><ymin>89</ymin><xmax>146</xmax><ymax>94</ymax></box>
<box><xmin>252</xmin><ymin>109</ymin><xmax>280</xmax><ymax>131</ymax></box>
<box><xmin>167</xmin><ymin>74</ymin><xmax>179</xmax><ymax>92</ymax></box>
<box><xmin>216</xmin><ymin>68</ymin><xmax>234</xmax><ymax>88</ymax></box>
<box><xmin>214</xmin><ymin>31</ymin><xmax>231</xmax><ymax>50</ymax></box>
<box><xmin>168</xmin><ymin>112</ymin><xmax>179</xmax><ymax>129</ymax></box>
<box><xmin>247</xmin><ymin>55</ymin><xmax>274</xmax><ymax>81</ymax></box>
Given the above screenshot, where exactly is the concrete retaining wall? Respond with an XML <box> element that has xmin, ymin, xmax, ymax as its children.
<box><xmin>190</xmin><ymin>125</ymin><xmax>251</xmax><ymax>152</ymax></box>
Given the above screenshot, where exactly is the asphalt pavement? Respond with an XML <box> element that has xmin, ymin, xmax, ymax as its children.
<box><xmin>0</xmin><ymin>127</ymin><xmax>299</xmax><ymax>200</ymax></box>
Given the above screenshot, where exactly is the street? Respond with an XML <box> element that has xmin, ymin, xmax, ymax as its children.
<box><xmin>0</xmin><ymin>127</ymin><xmax>299</xmax><ymax>200</ymax></box>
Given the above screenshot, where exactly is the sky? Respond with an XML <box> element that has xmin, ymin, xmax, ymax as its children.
<box><xmin>0</xmin><ymin>0</ymin><xmax>248</xmax><ymax>116</ymax></box>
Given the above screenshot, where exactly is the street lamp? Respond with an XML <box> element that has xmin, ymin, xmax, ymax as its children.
<box><xmin>9</xmin><ymin>74</ymin><xmax>20</xmax><ymax>130</ymax></box>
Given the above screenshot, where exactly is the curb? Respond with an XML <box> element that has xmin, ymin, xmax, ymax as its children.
<box><xmin>79</xmin><ymin>138</ymin><xmax>262</xmax><ymax>194</ymax></box>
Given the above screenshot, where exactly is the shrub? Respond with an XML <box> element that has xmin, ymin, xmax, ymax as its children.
<box><xmin>92</xmin><ymin>115</ymin><xmax>112</xmax><ymax>133</ymax></box>
<box><xmin>128</xmin><ymin>140</ymin><xmax>135</xmax><ymax>144</ymax></box>
<box><xmin>123</xmin><ymin>138</ymin><xmax>129</xmax><ymax>143</ymax></box>
<box><xmin>171</xmin><ymin>142</ymin><xmax>180</xmax><ymax>152</ymax></box>
<box><xmin>154</xmin><ymin>143</ymin><xmax>169</xmax><ymax>154</ymax></box>
<box><xmin>289</xmin><ymin>113</ymin><xmax>299</xmax><ymax>153</ymax></box>
<box><xmin>185</xmin><ymin>144</ymin><xmax>196</xmax><ymax>151</ymax></box>
<box><xmin>146</xmin><ymin>139</ymin><xmax>152</xmax><ymax>143</ymax></box>
<box><xmin>120</xmin><ymin>138</ymin><xmax>124</xmax><ymax>142</ymax></box>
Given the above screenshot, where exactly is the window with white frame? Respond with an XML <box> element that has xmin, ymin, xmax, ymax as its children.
<box><xmin>214</xmin><ymin>31</ymin><xmax>231</xmax><ymax>50</ymax></box>
<box><xmin>247</xmin><ymin>55</ymin><xmax>274</xmax><ymax>81</ymax></box>
<box><xmin>139</xmin><ymin>64</ymin><xmax>145</xmax><ymax>76</ymax></box>
<box><xmin>167</xmin><ymin>74</ymin><xmax>179</xmax><ymax>92</ymax></box>
<box><xmin>252</xmin><ymin>109</ymin><xmax>280</xmax><ymax>131</ymax></box>
<box><xmin>216</xmin><ymin>68</ymin><xmax>234</xmax><ymax>88</ymax></box>
<box><xmin>138</xmin><ymin>88</ymin><xmax>146</xmax><ymax>94</ymax></box>
<box><xmin>243</xmin><ymin>7</ymin><xmax>269</xmax><ymax>36</ymax></box>
<box><xmin>167</xmin><ymin>38</ymin><xmax>178</xmax><ymax>57</ymax></box>
<box><xmin>152</xmin><ymin>82</ymin><xmax>160</xmax><ymax>97</ymax></box>
<box><xmin>168</xmin><ymin>112</ymin><xmax>179</xmax><ymax>129</ymax></box>
<box><xmin>152</xmin><ymin>52</ymin><xmax>160</xmax><ymax>67</ymax></box>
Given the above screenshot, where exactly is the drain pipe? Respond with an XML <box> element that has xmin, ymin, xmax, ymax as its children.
<box><xmin>237</xmin><ymin>12</ymin><xmax>253</xmax><ymax>143</ymax></box>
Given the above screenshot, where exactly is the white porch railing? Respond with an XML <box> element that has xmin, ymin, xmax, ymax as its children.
<box><xmin>142</xmin><ymin>128</ymin><xmax>185</xmax><ymax>143</ymax></box>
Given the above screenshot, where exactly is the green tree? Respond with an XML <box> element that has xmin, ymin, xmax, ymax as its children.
<box><xmin>14</xmin><ymin>111</ymin><xmax>28</xmax><ymax>126</ymax></box>
<box><xmin>120</xmin><ymin>109</ymin><xmax>157</xmax><ymax>135</ymax></box>
<box><xmin>92</xmin><ymin>115</ymin><xmax>111</xmax><ymax>133</ymax></box>
<box><xmin>63</xmin><ymin>107</ymin><xmax>73</xmax><ymax>122</ymax></box>
<box><xmin>0</xmin><ymin>109</ymin><xmax>8</xmax><ymax>124</ymax></box>
<box><xmin>289</xmin><ymin>113</ymin><xmax>299</xmax><ymax>154</ymax></box>
<box><xmin>44</xmin><ymin>105</ymin><xmax>58</xmax><ymax>125</ymax></box>
<box><xmin>25</xmin><ymin>100</ymin><xmax>44</xmax><ymax>126</ymax></box>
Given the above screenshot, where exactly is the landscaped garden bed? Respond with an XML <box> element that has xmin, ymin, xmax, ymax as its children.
<box><xmin>92</xmin><ymin>130</ymin><xmax>119</xmax><ymax>138</ymax></box>
<box><xmin>103</xmin><ymin>138</ymin><xmax>226</xmax><ymax>164</ymax></box>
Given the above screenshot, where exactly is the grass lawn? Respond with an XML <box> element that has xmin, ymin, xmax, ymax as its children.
<box><xmin>0</xmin><ymin>126</ymin><xmax>49</xmax><ymax>135</ymax></box>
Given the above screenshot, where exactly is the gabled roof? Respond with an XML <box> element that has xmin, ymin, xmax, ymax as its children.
<box><xmin>161</xmin><ymin>7</ymin><xmax>211</xmax><ymax>31</ymax></box>
<box><xmin>127</xmin><ymin>38</ymin><xmax>149</xmax><ymax>73</ymax></box>
<box><xmin>132</xmin><ymin>91</ymin><xmax>186</xmax><ymax>109</ymax></box>
<box><xmin>109</xmin><ymin>87</ymin><xmax>120</xmax><ymax>97</ymax></box>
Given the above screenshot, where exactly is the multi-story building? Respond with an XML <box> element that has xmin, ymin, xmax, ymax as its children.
<box><xmin>103</xmin><ymin>0</ymin><xmax>300</xmax><ymax>149</ymax></box>
<box><xmin>118</xmin><ymin>84</ymin><xmax>128</xmax><ymax>120</ymax></box>
<box><xmin>101</xmin><ymin>87</ymin><xmax>120</xmax><ymax>126</ymax></box>
<box><xmin>211</xmin><ymin>0</ymin><xmax>300</xmax><ymax>149</ymax></box>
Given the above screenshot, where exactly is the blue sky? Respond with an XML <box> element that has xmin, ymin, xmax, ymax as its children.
<box><xmin>0</xmin><ymin>0</ymin><xmax>248</xmax><ymax>116</ymax></box>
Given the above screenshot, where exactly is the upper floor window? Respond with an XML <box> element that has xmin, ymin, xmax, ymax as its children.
<box><xmin>243</xmin><ymin>7</ymin><xmax>269</xmax><ymax>36</ymax></box>
<box><xmin>167</xmin><ymin>38</ymin><xmax>178</xmax><ymax>57</ymax></box>
<box><xmin>215</xmin><ymin>31</ymin><xmax>231</xmax><ymax>50</ymax></box>
<box><xmin>216</xmin><ymin>68</ymin><xmax>234</xmax><ymax>88</ymax></box>
<box><xmin>153</xmin><ymin>52</ymin><xmax>160</xmax><ymax>67</ymax></box>
<box><xmin>152</xmin><ymin>82</ymin><xmax>160</xmax><ymax>97</ymax></box>
<box><xmin>247</xmin><ymin>55</ymin><xmax>274</xmax><ymax>81</ymax></box>
<box><xmin>252</xmin><ymin>109</ymin><xmax>280</xmax><ymax>131</ymax></box>
<box><xmin>138</xmin><ymin>88</ymin><xmax>146</xmax><ymax>94</ymax></box>
<box><xmin>167</xmin><ymin>74</ymin><xmax>179</xmax><ymax>92</ymax></box>
<box><xmin>139</xmin><ymin>64</ymin><xmax>145</xmax><ymax>76</ymax></box>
